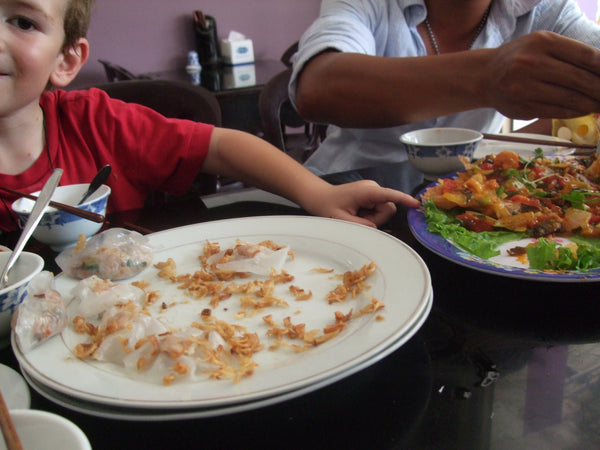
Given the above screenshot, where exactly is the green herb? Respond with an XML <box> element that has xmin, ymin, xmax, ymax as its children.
<box><xmin>570</xmin><ymin>235</ymin><xmax>600</xmax><ymax>249</ymax></box>
<box><xmin>126</xmin><ymin>259</ymin><xmax>148</xmax><ymax>268</ymax></box>
<box><xmin>82</xmin><ymin>260</ymin><xmax>100</xmax><ymax>274</ymax></box>
<box><xmin>561</xmin><ymin>189</ymin><xmax>600</xmax><ymax>209</ymax></box>
<box><xmin>561</xmin><ymin>190</ymin><xmax>588</xmax><ymax>209</ymax></box>
<box><xmin>526</xmin><ymin>238</ymin><xmax>600</xmax><ymax>271</ymax></box>
<box><xmin>503</xmin><ymin>154</ymin><xmax>553</xmax><ymax>193</ymax></box>
<box><xmin>526</xmin><ymin>239</ymin><xmax>565</xmax><ymax>270</ymax></box>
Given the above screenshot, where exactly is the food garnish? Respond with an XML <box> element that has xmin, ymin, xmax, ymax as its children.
<box><xmin>68</xmin><ymin>240</ymin><xmax>383</xmax><ymax>385</ymax></box>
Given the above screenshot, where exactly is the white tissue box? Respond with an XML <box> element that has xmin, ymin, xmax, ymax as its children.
<box><xmin>220</xmin><ymin>38</ymin><xmax>254</xmax><ymax>65</ymax></box>
<box><xmin>223</xmin><ymin>64</ymin><xmax>256</xmax><ymax>88</ymax></box>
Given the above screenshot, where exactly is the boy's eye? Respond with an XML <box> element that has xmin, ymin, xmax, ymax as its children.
<box><xmin>8</xmin><ymin>17</ymin><xmax>37</xmax><ymax>31</ymax></box>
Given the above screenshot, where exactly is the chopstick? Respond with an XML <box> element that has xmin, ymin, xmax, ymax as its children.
<box><xmin>482</xmin><ymin>133</ymin><xmax>596</xmax><ymax>150</ymax></box>
<box><xmin>122</xmin><ymin>221</ymin><xmax>154</xmax><ymax>235</ymax></box>
<box><xmin>0</xmin><ymin>187</ymin><xmax>105</xmax><ymax>223</ymax></box>
<box><xmin>193</xmin><ymin>10</ymin><xmax>207</xmax><ymax>29</ymax></box>
<box><xmin>0</xmin><ymin>390</ymin><xmax>23</xmax><ymax>450</ymax></box>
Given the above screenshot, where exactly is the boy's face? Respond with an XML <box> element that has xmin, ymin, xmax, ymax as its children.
<box><xmin>0</xmin><ymin>0</ymin><xmax>69</xmax><ymax>118</ymax></box>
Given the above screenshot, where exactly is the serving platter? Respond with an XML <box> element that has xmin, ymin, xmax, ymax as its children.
<box><xmin>15</xmin><ymin>216</ymin><xmax>432</xmax><ymax>411</ymax></box>
<box><xmin>408</xmin><ymin>184</ymin><xmax>600</xmax><ymax>282</ymax></box>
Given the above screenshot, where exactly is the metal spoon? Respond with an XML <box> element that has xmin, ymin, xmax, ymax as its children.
<box><xmin>77</xmin><ymin>164</ymin><xmax>111</xmax><ymax>205</ymax></box>
<box><xmin>0</xmin><ymin>169</ymin><xmax>63</xmax><ymax>288</ymax></box>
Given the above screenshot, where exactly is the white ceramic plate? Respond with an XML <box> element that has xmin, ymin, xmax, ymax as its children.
<box><xmin>0</xmin><ymin>363</ymin><xmax>30</xmax><ymax>409</ymax></box>
<box><xmin>19</xmin><ymin>292</ymin><xmax>432</xmax><ymax>421</ymax></box>
<box><xmin>14</xmin><ymin>216</ymin><xmax>432</xmax><ymax>410</ymax></box>
<box><xmin>474</xmin><ymin>133</ymin><xmax>574</xmax><ymax>160</ymax></box>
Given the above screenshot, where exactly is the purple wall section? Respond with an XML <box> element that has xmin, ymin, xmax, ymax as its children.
<box><xmin>579</xmin><ymin>0</ymin><xmax>598</xmax><ymax>21</ymax></box>
<box><xmin>73</xmin><ymin>0</ymin><xmax>321</xmax><ymax>88</ymax></box>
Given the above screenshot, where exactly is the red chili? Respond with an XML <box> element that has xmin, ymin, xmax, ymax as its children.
<box><xmin>457</xmin><ymin>212</ymin><xmax>494</xmax><ymax>232</ymax></box>
<box><xmin>510</xmin><ymin>194</ymin><xmax>541</xmax><ymax>208</ymax></box>
<box><xmin>590</xmin><ymin>215</ymin><xmax>600</xmax><ymax>224</ymax></box>
<box><xmin>442</xmin><ymin>179</ymin><xmax>460</xmax><ymax>194</ymax></box>
<box><xmin>532</xmin><ymin>166</ymin><xmax>545</xmax><ymax>178</ymax></box>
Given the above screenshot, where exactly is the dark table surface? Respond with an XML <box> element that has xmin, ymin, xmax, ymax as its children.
<box><xmin>2</xmin><ymin>162</ymin><xmax>600</xmax><ymax>450</ymax></box>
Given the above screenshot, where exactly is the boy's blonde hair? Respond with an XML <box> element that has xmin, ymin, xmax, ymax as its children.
<box><xmin>63</xmin><ymin>0</ymin><xmax>95</xmax><ymax>51</ymax></box>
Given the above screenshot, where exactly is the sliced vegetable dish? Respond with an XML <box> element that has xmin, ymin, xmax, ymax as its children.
<box><xmin>421</xmin><ymin>149</ymin><xmax>600</xmax><ymax>271</ymax></box>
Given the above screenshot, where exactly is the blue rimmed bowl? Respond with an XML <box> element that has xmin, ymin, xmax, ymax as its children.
<box><xmin>0</xmin><ymin>251</ymin><xmax>44</xmax><ymax>345</ymax></box>
<box><xmin>400</xmin><ymin>127</ymin><xmax>483</xmax><ymax>179</ymax></box>
<box><xmin>12</xmin><ymin>184</ymin><xmax>110</xmax><ymax>251</ymax></box>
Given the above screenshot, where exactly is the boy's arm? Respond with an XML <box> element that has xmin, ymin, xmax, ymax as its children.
<box><xmin>200</xmin><ymin>128</ymin><xmax>419</xmax><ymax>227</ymax></box>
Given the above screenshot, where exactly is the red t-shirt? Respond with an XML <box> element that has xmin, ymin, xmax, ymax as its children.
<box><xmin>0</xmin><ymin>88</ymin><xmax>213</xmax><ymax>232</ymax></box>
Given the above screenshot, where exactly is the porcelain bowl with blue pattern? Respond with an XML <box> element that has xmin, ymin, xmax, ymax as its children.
<box><xmin>12</xmin><ymin>184</ymin><xmax>110</xmax><ymax>251</ymax></box>
<box><xmin>400</xmin><ymin>127</ymin><xmax>483</xmax><ymax>179</ymax></box>
<box><xmin>0</xmin><ymin>251</ymin><xmax>44</xmax><ymax>345</ymax></box>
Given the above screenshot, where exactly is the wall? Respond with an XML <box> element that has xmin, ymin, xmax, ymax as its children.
<box><xmin>74</xmin><ymin>0</ymin><xmax>321</xmax><ymax>88</ymax></box>
<box><xmin>580</xmin><ymin>0</ymin><xmax>598</xmax><ymax>19</ymax></box>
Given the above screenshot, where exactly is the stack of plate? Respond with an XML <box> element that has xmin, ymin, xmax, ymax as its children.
<box><xmin>13</xmin><ymin>216</ymin><xmax>432</xmax><ymax>421</ymax></box>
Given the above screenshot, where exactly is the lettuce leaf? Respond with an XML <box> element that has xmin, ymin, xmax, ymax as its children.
<box><xmin>423</xmin><ymin>200</ymin><xmax>600</xmax><ymax>270</ymax></box>
<box><xmin>423</xmin><ymin>201</ymin><xmax>525</xmax><ymax>259</ymax></box>
<box><xmin>526</xmin><ymin>238</ymin><xmax>600</xmax><ymax>271</ymax></box>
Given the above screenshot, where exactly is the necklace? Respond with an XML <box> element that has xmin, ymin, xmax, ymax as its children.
<box><xmin>424</xmin><ymin>2</ymin><xmax>492</xmax><ymax>55</ymax></box>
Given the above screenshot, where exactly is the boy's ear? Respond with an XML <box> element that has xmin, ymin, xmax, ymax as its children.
<box><xmin>49</xmin><ymin>38</ymin><xmax>90</xmax><ymax>87</ymax></box>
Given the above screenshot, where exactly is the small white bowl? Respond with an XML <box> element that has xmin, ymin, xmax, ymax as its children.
<box><xmin>12</xmin><ymin>184</ymin><xmax>110</xmax><ymax>251</ymax></box>
<box><xmin>0</xmin><ymin>409</ymin><xmax>91</xmax><ymax>450</ymax></box>
<box><xmin>400</xmin><ymin>127</ymin><xmax>483</xmax><ymax>179</ymax></box>
<box><xmin>0</xmin><ymin>251</ymin><xmax>44</xmax><ymax>345</ymax></box>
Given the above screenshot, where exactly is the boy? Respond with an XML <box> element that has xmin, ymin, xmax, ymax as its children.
<box><xmin>0</xmin><ymin>0</ymin><xmax>419</xmax><ymax>233</ymax></box>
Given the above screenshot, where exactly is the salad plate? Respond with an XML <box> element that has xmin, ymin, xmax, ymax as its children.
<box><xmin>14</xmin><ymin>216</ymin><xmax>432</xmax><ymax>411</ymax></box>
<box><xmin>408</xmin><ymin>184</ymin><xmax>600</xmax><ymax>282</ymax></box>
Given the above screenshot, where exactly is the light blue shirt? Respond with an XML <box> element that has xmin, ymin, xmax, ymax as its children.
<box><xmin>290</xmin><ymin>0</ymin><xmax>600</xmax><ymax>175</ymax></box>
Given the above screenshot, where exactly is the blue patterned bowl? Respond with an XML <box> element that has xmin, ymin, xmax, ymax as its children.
<box><xmin>12</xmin><ymin>184</ymin><xmax>110</xmax><ymax>251</ymax></box>
<box><xmin>400</xmin><ymin>128</ymin><xmax>482</xmax><ymax>179</ymax></box>
<box><xmin>0</xmin><ymin>251</ymin><xmax>44</xmax><ymax>343</ymax></box>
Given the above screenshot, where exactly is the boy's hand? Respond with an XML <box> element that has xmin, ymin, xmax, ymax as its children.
<box><xmin>309</xmin><ymin>180</ymin><xmax>420</xmax><ymax>228</ymax></box>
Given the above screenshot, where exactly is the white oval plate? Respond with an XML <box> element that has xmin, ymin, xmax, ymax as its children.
<box><xmin>14</xmin><ymin>216</ymin><xmax>431</xmax><ymax>410</ymax></box>
<box><xmin>475</xmin><ymin>133</ymin><xmax>574</xmax><ymax>160</ymax></box>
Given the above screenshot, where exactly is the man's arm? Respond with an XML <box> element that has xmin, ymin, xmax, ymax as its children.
<box><xmin>295</xmin><ymin>32</ymin><xmax>600</xmax><ymax>128</ymax></box>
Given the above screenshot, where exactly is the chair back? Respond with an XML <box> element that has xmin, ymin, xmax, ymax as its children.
<box><xmin>258</xmin><ymin>68</ymin><xmax>325</xmax><ymax>162</ymax></box>
<box><xmin>94</xmin><ymin>79</ymin><xmax>222</xmax><ymax>125</ymax></box>
<box><xmin>93</xmin><ymin>79</ymin><xmax>222</xmax><ymax>202</ymax></box>
<box><xmin>280</xmin><ymin>42</ymin><xmax>298</xmax><ymax>68</ymax></box>
<box><xmin>98</xmin><ymin>59</ymin><xmax>141</xmax><ymax>82</ymax></box>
